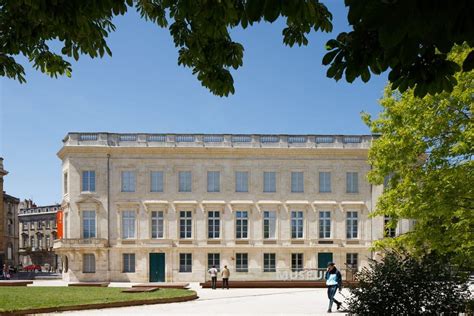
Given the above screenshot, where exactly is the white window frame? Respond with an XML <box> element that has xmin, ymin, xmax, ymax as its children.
<box><xmin>319</xmin><ymin>211</ymin><xmax>331</xmax><ymax>239</ymax></box>
<box><xmin>235</xmin><ymin>171</ymin><xmax>249</xmax><ymax>192</ymax></box>
<box><xmin>82</xmin><ymin>170</ymin><xmax>96</xmax><ymax>192</ymax></box>
<box><xmin>207</xmin><ymin>171</ymin><xmax>220</xmax><ymax>192</ymax></box>
<box><xmin>263</xmin><ymin>171</ymin><xmax>276</xmax><ymax>193</ymax></box>
<box><xmin>291</xmin><ymin>171</ymin><xmax>304</xmax><ymax>193</ymax></box>
<box><xmin>236</xmin><ymin>253</ymin><xmax>248</xmax><ymax>272</ymax></box>
<box><xmin>263</xmin><ymin>210</ymin><xmax>277</xmax><ymax>239</ymax></box>
<box><xmin>178</xmin><ymin>171</ymin><xmax>192</xmax><ymax>192</ymax></box>
<box><xmin>121</xmin><ymin>171</ymin><xmax>136</xmax><ymax>192</ymax></box>
<box><xmin>319</xmin><ymin>171</ymin><xmax>331</xmax><ymax>193</ymax></box>
<box><xmin>83</xmin><ymin>254</ymin><xmax>96</xmax><ymax>273</ymax></box>
<box><xmin>263</xmin><ymin>253</ymin><xmax>276</xmax><ymax>272</ymax></box>
<box><xmin>207</xmin><ymin>253</ymin><xmax>220</xmax><ymax>271</ymax></box>
<box><xmin>123</xmin><ymin>253</ymin><xmax>136</xmax><ymax>273</ymax></box>
<box><xmin>82</xmin><ymin>210</ymin><xmax>96</xmax><ymax>239</ymax></box>
<box><xmin>346</xmin><ymin>172</ymin><xmax>359</xmax><ymax>193</ymax></box>
<box><xmin>150</xmin><ymin>171</ymin><xmax>164</xmax><ymax>193</ymax></box>
<box><xmin>235</xmin><ymin>210</ymin><xmax>248</xmax><ymax>239</ymax></box>
<box><xmin>291</xmin><ymin>210</ymin><xmax>304</xmax><ymax>239</ymax></box>
<box><xmin>121</xmin><ymin>210</ymin><xmax>136</xmax><ymax>239</ymax></box>
<box><xmin>291</xmin><ymin>253</ymin><xmax>304</xmax><ymax>272</ymax></box>
<box><xmin>179</xmin><ymin>210</ymin><xmax>193</xmax><ymax>239</ymax></box>
<box><xmin>346</xmin><ymin>253</ymin><xmax>358</xmax><ymax>269</ymax></box>
<box><xmin>207</xmin><ymin>211</ymin><xmax>220</xmax><ymax>239</ymax></box>
<box><xmin>346</xmin><ymin>211</ymin><xmax>359</xmax><ymax>239</ymax></box>
<box><xmin>179</xmin><ymin>253</ymin><xmax>192</xmax><ymax>272</ymax></box>
<box><xmin>151</xmin><ymin>211</ymin><xmax>164</xmax><ymax>239</ymax></box>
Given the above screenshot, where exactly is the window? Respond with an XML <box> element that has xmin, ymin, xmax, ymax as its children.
<box><xmin>207</xmin><ymin>171</ymin><xmax>220</xmax><ymax>192</ymax></box>
<box><xmin>263</xmin><ymin>253</ymin><xmax>276</xmax><ymax>272</ymax></box>
<box><xmin>7</xmin><ymin>244</ymin><xmax>12</xmax><ymax>260</ymax></box>
<box><xmin>292</xmin><ymin>253</ymin><xmax>303</xmax><ymax>272</ymax></box>
<box><xmin>291</xmin><ymin>211</ymin><xmax>304</xmax><ymax>239</ymax></box>
<box><xmin>83</xmin><ymin>254</ymin><xmax>96</xmax><ymax>273</ymax></box>
<box><xmin>263</xmin><ymin>211</ymin><xmax>276</xmax><ymax>239</ymax></box>
<box><xmin>319</xmin><ymin>172</ymin><xmax>331</xmax><ymax>193</ymax></box>
<box><xmin>151</xmin><ymin>211</ymin><xmax>164</xmax><ymax>239</ymax></box>
<box><xmin>122</xmin><ymin>211</ymin><xmax>136</xmax><ymax>239</ymax></box>
<box><xmin>346</xmin><ymin>172</ymin><xmax>359</xmax><ymax>193</ymax></box>
<box><xmin>82</xmin><ymin>210</ymin><xmax>96</xmax><ymax>239</ymax></box>
<box><xmin>208</xmin><ymin>253</ymin><xmax>220</xmax><ymax>271</ymax></box>
<box><xmin>64</xmin><ymin>172</ymin><xmax>68</xmax><ymax>195</ymax></box>
<box><xmin>384</xmin><ymin>216</ymin><xmax>396</xmax><ymax>238</ymax></box>
<box><xmin>208</xmin><ymin>211</ymin><xmax>220</xmax><ymax>239</ymax></box>
<box><xmin>23</xmin><ymin>222</ymin><xmax>28</xmax><ymax>231</ymax></box>
<box><xmin>346</xmin><ymin>253</ymin><xmax>358</xmax><ymax>269</ymax></box>
<box><xmin>7</xmin><ymin>219</ymin><xmax>12</xmax><ymax>235</ymax></box>
<box><xmin>263</xmin><ymin>171</ymin><xmax>276</xmax><ymax>193</ymax></box>
<box><xmin>236</xmin><ymin>253</ymin><xmax>248</xmax><ymax>272</ymax></box>
<box><xmin>319</xmin><ymin>211</ymin><xmax>331</xmax><ymax>239</ymax></box>
<box><xmin>150</xmin><ymin>171</ymin><xmax>164</xmax><ymax>192</ymax></box>
<box><xmin>179</xmin><ymin>253</ymin><xmax>192</xmax><ymax>272</ymax></box>
<box><xmin>123</xmin><ymin>253</ymin><xmax>136</xmax><ymax>272</ymax></box>
<box><xmin>121</xmin><ymin>171</ymin><xmax>136</xmax><ymax>192</ymax></box>
<box><xmin>346</xmin><ymin>211</ymin><xmax>358</xmax><ymax>239</ymax></box>
<box><xmin>236</xmin><ymin>211</ymin><xmax>248</xmax><ymax>239</ymax></box>
<box><xmin>45</xmin><ymin>235</ymin><xmax>50</xmax><ymax>248</ymax></box>
<box><xmin>180</xmin><ymin>211</ymin><xmax>192</xmax><ymax>239</ymax></box>
<box><xmin>37</xmin><ymin>221</ymin><xmax>42</xmax><ymax>229</ymax></box>
<box><xmin>82</xmin><ymin>170</ymin><xmax>96</xmax><ymax>192</ymax></box>
<box><xmin>291</xmin><ymin>172</ymin><xmax>304</xmax><ymax>193</ymax></box>
<box><xmin>46</xmin><ymin>220</ymin><xmax>50</xmax><ymax>229</ymax></box>
<box><xmin>178</xmin><ymin>171</ymin><xmax>192</xmax><ymax>192</ymax></box>
<box><xmin>30</xmin><ymin>236</ymin><xmax>34</xmax><ymax>249</ymax></box>
<box><xmin>235</xmin><ymin>171</ymin><xmax>249</xmax><ymax>192</ymax></box>
<box><xmin>38</xmin><ymin>235</ymin><xmax>43</xmax><ymax>249</ymax></box>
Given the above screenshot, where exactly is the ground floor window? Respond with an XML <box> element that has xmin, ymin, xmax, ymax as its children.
<box><xmin>236</xmin><ymin>253</ymin><xmax>248</xmax><ymax>272</ymax></box>
<box><xmin>208</xmin><ymin>253</ymin><xmax>220</xmax><ymax>271</ymax></box>
<box><xmin>346</xmin><ymin>253</ymin><xmax>358</xmax><ymax>269</ymax></box>
<box><xmin>179</xmin><ymin>253</ymin><xmax>192</xmax><ymax>272</ymax></box>
<box><xmin>83</xmin><ymin>254</ymin><xmax>95</xmax><ymax>273</ymax></box>
<box><xmin>291</xmin><ymin>253</ymin><xmax>303</xmax><ymax>272</ymax></box>
<box><xmin>263</xmin><ymin>253</ymin><xmax>276</xmax><ymax>272</ymax></box>
<box><xmin>123</xmin><ymin>253</ymin><xmax>136</xmax><ymax>273</ymax></box>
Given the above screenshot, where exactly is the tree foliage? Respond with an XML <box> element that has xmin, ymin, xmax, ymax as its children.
<box><xmin>1</xmin><ymin>0</ymin><xmax>473</xmax><ymax>96</ymax></box>
<box><xmin>346</xmin><ymin>250</ymin><xmax>470</xmax><ymax>315</ymax></box>
<box><xmin>364</xmin><ymin>45</ymin><xmax>474</xmax><ymax>268</ymax></box>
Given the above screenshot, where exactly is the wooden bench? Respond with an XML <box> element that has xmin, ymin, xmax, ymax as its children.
<box><xmin>0</xmin><ymin>280</ymin><xmax>33</xmax><ymax>286</ymax></box>
<box><xmin>122</xmin><ymin>287</ymin><xmax>159</xmax><ymax>293</ymax></box>
<box><xmin>133</xmin><ymin>282</ymin><xmax>189</xmax><ymax>289</ymax></box>
<box><xmin>68</xmin><ymin>282</ymin><xmax>110</xmax><ymax>287</ymax></box>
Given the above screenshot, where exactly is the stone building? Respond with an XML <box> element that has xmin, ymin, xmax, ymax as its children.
<box><xmin>0</xmin><ymin>158</ymin><xmax>20</xmax><ymax>268</ymax></box>
<box><xmin>18</xmin><ymin>200</ymin><xmax>61</xmax><ymax>270</ymax></box>
<box><xmin>55</xmin><ymin>133</ymin><xmax>410</xmax><ymax>283</ymax></box>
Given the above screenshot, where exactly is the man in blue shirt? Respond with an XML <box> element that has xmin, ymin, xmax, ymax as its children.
<box><xmin>325</xmin><ymin>262</ymin><xmax>342</xmax><ymax>313</ymax></box>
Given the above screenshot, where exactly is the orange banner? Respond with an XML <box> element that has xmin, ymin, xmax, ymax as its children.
<box><xmin>56</xmin><ymin>210</ymin><xmax>63</xmax><ymax>239</ymax></box>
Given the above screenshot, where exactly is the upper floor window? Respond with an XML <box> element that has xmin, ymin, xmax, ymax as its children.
<box><xmin>346</xmin><ymin>211</ymin><xmax>358</xmax><ymax>239</ymax></box>
<box><xmin>83</xmin><ymin>254</ymin><xmax>96</xmax><ymax>273</ymax></box>
<box><xmin>122</xmin><ymin>211</ymin><xmax>136</xmax><ymax>239</ymax></box>
<box><xmin>123</xmin><ymin>253</ymin><xmax>136</xmax><ymax>273</ymax></box>
<box><xmin>235</xmin><ymin>171</ymin><xmax>249</xmax><ymax>192</ymax></box>
<box><xmin>263</xmin><ymin>172</ymin><xmax>276</xmax><ymax>193</ymax></box>
<box><xmin>291</xmin><ymin>211</ymin><xmax>304</xmax><ymax>239</ymax></box>
<box><xmin>236</xmin><ymin>211</ymin><xmax>248</xmax><ymax>239</ymax></box>
<box><xmin>263</xmin><ymin>211</ymin><xmax>276</xmax><ymax>239</ymax></box>
<box><xmin>178</xmin><ymin>171</ymin><xmax>192</xmax><ymax>192</ymax></box>
<box><xmin>291</xmin><ymin>172</ymin><xmax>304</xmax><ymax>193</ymax></box>
<box><xmin>384</xmin><ymin>216</ymin><xmax>397</xmax><ymax>238</ymax></box>
<box><xmin>319</xmin><ymin>172</ymin><xmax>331</xmax><ymax>193</ymax></box>
<box><xmin>82</xmin><ymin>170</ymin><xmax>96</xmax><ymax>192</ymax></box>
<box><xmin>7</xmin><ymin>219</ymin><xmax>13</xmax><ymax>236</ymax></box>
<box><xmin>207</xmin><ymin>171</ymin><xmax>220</xmax><ymax>192</ymax></box>
<box><xmin>82</xmin><ymin>210</ymin><xmax>96</xmax><ymax>239</ymax></box>
<box><xmin>45</xmin><ymin>235</ymin><xmax>50</xmax><ymax>248</ymax></box>
<box><xmin>180</xmin><ymin>211</ymin><xmax>192</xmax><ymax>239</ymax></box>
<box><xmin>121</xmin><ymin>171</ymin><xmax>136</xmax><ymax>192</ymax></box>
<box><xmin>346</xmin><ymin>172</ymin><xmax>359</xmax><ymax>193</ymax></box>
<box><xmin>208</xmin><ymin>211</ymin><xmax>220</xmax><ymax>239</ymax></box>
<box><xmin>319</xmin><ymin>211</ymin><xmax>331</xmax><ymax>239</ymax></box>
<box><xmin>151</xmin><ymin>211</ymin><xmax>164</xmax><ymax>239</ymax></box>
<box><xmin>150</xmin><ymin>171</ymin><xmax>164</xmax><ymax>192</ymax></box>
<box><xmin>179</xmin><ymin>253</ymin><xmax>192</xmax><ymax>272</ymax></box>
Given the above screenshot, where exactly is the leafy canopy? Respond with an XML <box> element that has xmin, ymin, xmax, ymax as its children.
<box><xmin>364</xmin><ymin>45</ymin><xmax>474</xmax><ymax>268</ymax></box>
<box><xmin>0</xmin><ymin>0</ymin><xmax>473</xmax><ymax>96</ymax></box>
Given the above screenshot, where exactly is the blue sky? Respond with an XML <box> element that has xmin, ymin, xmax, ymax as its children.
<box><xmin>0</xmin><ymin>1</ymin><xmax>388</xmax><ymax>205</ymax></box>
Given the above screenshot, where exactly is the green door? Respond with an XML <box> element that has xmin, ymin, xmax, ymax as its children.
<box><xmin>149</xmin><ymin>253</ymin><xmax>165</xmax><ymax>282</ymax></box>
<box><xmin>318</xmin><ymin>252</ymin><xmax>333</xmax><ymax>269</ymax></box>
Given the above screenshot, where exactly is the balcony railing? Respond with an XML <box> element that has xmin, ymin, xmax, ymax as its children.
<box><xmin>54</xmin><ymin>238</ymin><xmax>108</xmax><ymax>249</ymax></box>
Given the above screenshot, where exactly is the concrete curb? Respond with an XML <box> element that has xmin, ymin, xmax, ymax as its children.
<box><xmin>1</xmin><ymin>292</ymin><xmax>198</xmax><ymax>315</ymax></box>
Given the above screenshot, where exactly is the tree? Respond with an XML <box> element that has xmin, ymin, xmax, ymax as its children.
<box><xmin>363</xmin><ymin>44</ymin><xmax>473</xmax><ymax>268</ymax></box>
<box><xmin>346</xmin><ymin>250</ymin><xmax>470</xmax><ymax>315</ymax></box>
<box><xmin>0</xmin><ymin>0</ymin><xmax>473</xmax><ymax>96</ymax></box>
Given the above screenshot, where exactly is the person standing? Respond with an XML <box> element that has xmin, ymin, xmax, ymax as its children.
<box><xmin>2</xmin><ymin>264</ymin><xmax>10</xmax><ymax>280</ymax></box>
<box><xmin>221</xmin><ymin>265</ymin><xmax>230</xmax><ymax>289</ymax></box>
<box><xmin>325</xmin><ymin>262</ymin><xmax>342</xmax><ymax>313</ymax></box>
<box><xmin>208</xmin><ymin>265</ymin><xmax>218</xmax><ymax>290</ymax></box>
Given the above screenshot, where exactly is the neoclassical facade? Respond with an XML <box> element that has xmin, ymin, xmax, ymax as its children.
<box><xmin>56</xmin><ymin>133</ymin><xmax>409</xmax><ymax>283</ymax></box>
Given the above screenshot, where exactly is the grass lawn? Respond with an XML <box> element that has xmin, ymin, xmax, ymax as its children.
<box><xmin>0</xmin><ymin>287</ymin><xmax>195</xmax><ymax>312</ymax></box>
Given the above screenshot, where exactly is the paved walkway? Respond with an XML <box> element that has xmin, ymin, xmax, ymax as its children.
<box><xmin>32</xmin><ymin>282</ymin><xmax>350</xmax><ymax>315</ymax></box>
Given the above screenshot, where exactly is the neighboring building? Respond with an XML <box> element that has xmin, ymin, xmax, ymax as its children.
<box><xmin>55</xmin><ymin>133</ymin><xmax>410</xmax><ymax>283</ymax></box>
<box><xmin>18</xmin><ymin>200</ymin><xmax>61</xmax><ymax>270</ymax></box>
<box><xmin>0</xmin><ymin>158</ymin><xmax>20</xmax><ymax>268</ymax></box>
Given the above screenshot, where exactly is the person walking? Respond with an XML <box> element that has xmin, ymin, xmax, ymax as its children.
<box><xmin>325</xmin><ymin>262</ymin><xmax>342</xmax><ymax>313</ymax></box>
<box><xmin>2</xmin><ymin>264</ymin><xmax>10</xmax><ymax>280</ymax></box>
<box><xmin>221</xmin><ymin>265</ymin><xmax>230</xmax><ymax>289</ymax></box>
<box><xmin>208</xmin><ymin>265</ymin><xmax>218</xmax><ymax>290</ymax></box>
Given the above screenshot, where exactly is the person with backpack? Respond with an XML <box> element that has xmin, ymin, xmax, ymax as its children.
<box><xmin>325</xmin><ymin>262</ymin><xmax>342</xmax><ymax>313</ymax></box>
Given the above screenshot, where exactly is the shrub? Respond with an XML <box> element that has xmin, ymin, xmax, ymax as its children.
<box><xmin>346</xmin><ymin>251</ymin><xmax>471</xmax><ymax>315</ymax></box>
